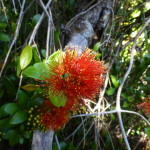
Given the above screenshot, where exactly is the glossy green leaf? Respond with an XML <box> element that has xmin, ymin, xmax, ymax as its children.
<box><xmin>106</xmin><ymin>87</ymin><xmax>115</xmax><ymax>95</ymax></box>
<box><xmin>93</xmin><ymin>42</ymin><xmax>100</xmax><ymax>51</ymax></box>
<box><xmin>31</xmin><ymin>97</ymin><xmax>44</xmax><ymax>107</ymax></box>
<box><xmin>18</xmin><ymin>90</ymin><xmax>29</xmax><ymax>107</ymax></box>
<box><xmin>110</xmin><ymin>75</ymin><xmax>119</xmax><ymax>88</ymax></box>
<box><xmin>0</xmin><ymin>117</ymin><xmax>10</xmax><ymax>128</ymax></box>
<box><xmin>48</xmin><ymin>50</ymin><xmax>64</xmax><ymax>63</ymax></box>
<box><xmin>41</xmin><ymin>49</ymin><xmax>46</xmax><ymax>58</ymax></box>
<box><xmin>3</xmin><ymin>103</ymin><xmax>20</xmax><ymax>115</ymax></box>
<box><xmin>32</xmin><ymin>14</ymin><xmax>41</xmax><ymax>25</ymax></box>
<box><xmin>0</xmin><ymin>108</ymin><xmax>7</xmax><ymax>118</ymax></box>
<box><xmin>0</xmin><ymin>32</ymin><xmax>10</xmax><ymax>42</ymax></box>
<box><xmin>32</xmin><ymin>46</ymin><xmax>41</xmax><ymax>63</ymax></box>
<box><xmin>16</xmin><ymin>59</ymin><xmax>21</xmax><ymax>77</ymax></box>
<box><xmin>23</xmin><ymin>60</ymin><xmax>52</xmax><ymax>80</ymax></box>
<box><xmin>20</xmin><ymin>45</ymin><xmax>33</xmax><ymax>70</ymax></box>
<box><xmin>23</xmin><ymin>65</ymin><xmax>42</xmax><ymax>79</ymax></box>
<box><xmin>54</xmin><ymin>29</ymin><xmax>60</xmax><ymax>45</ymax></box>
<box><xmin>3</xmin><ymin>129</ymin><xmax>19</xmax><ymax>146</ymax></box>
<box><xmin>49</xmin><ymin>91</ymin><xmax>67</xmax><ymax>107</ymax></box>
<box><xmin>10</xmin><ymin>110</ymin><xmax>28</xmax><ymax>124</ymax></box>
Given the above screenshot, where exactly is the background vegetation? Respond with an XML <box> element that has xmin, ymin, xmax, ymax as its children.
<box><xmin>0</xmin><ymin>0</ymin><xmax>150</xmax><ymax>149</ymax></box>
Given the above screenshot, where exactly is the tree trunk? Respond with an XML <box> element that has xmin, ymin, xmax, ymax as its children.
<box><xmin>32</xmin><ymin>130</ymin><xmax>54</xmax><ymax>150</ymax></box>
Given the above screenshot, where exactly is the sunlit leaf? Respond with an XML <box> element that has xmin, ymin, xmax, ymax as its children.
<box><xmin>49</xmin><ymin>91</ymin><xmax>66</xmax><ymax>107</ymax></box>
<box><xmin>20</xmin><ymin>45</ymin><xmax>33</xmax><ymax>70</ymax></box>
<box><xmin>110</xmin><ymin>75</ymin><xmax>119</xmax><ymax>88</ymax></box>
<box><xmin>21</xmin><ymin>84</ymin><xmax>38</xmax><ymax>91</ymax></box>
<box><xmin>93</xmin><ymin>42</ymin><xmax>100</xmax><ymax>51</ymax></box>
<box><xmin>23</xmin><ymin>60</ymin><xmax>52</xmax><ymax>80</ymax></box>
<box><xmin>106</xmin><ymin>87</ymin><xmax>115</xmax><ymax>95</ymax></box>
<box><xmin>144</xmin><ymin>127</ymin><xmax>150</xmax><ymax>138</ymax></box>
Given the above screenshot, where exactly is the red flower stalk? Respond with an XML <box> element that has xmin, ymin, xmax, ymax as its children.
<box><xmin>44</xmin><ymin>48</ymin><xmax>106</xmax><ymax>101</ymax></box>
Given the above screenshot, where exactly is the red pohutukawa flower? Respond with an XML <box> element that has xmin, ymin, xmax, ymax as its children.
<box><xmin>40</xmin><ymin>99</ymin><xmax>76</xmax><ymax>130</ymax></box>
<box><xmin>39</xmin><ymin>48</ymin><xmax>106</xmax><ymax>130</ymax></box>
<box><xmin>44</xmin><ymin>48</ymin><xmax>106</xmax><ymax>101</ymax></box>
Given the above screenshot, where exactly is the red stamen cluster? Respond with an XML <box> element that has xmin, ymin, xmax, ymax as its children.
<box><xmin>40</xmin><ymin>99</ymin><xmax>76</xmax><ymax>130</ymax></box>
<box><xmin>39</xmin><ymin>48</ymin><xmax>106</xmax><ymax>130</ymax></box>
<box><xmin>46</xmin><ymin>48</ymin><xmax>106</xmax><ymax>100</ymax></box>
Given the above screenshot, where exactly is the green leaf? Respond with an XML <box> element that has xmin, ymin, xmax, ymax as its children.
<box><xmin>3</xmin><ymin>77</ymin><xmax>16</xmax><ymax>97</ymax></box>
<box><xmin>20</xmin><ymin>45</ymin><xmax>33</xmax><ymax>70</ymax></box>
<box><xmin>10</xmin><ymin>110</ymin><xmax>28</xmax><ymax>124</ymax></box>
<box><xmin>48</xmin><ymin>50</ymin><xmax>64</xmax><ymax>63</ymax></box>
<box><xmin>68</xmin><ymin>142</ymin><xmax>75</xmax><ymax>150</ymax></box>
<box><xmin>18</xmin><ymin>90</ymin><xmax>29</xmax><ymax>107</ymax></box>
<box><xmin>0</xmin><ymin>23</ymin><xmax>7</xmax><ymax>30</ymax></box>
<box><xmin>23</xmin><ymin>60</ymin><xmax>52</xmax><ymax>80</ymax></box>
<box><xmin>31</xmin><ymin>97</ymin><xmax>44</xmax><ymax>107</ymax></box>
<box><xmin>0</xmin><ymin>117</ymin><xmax>10</xmax><ymax>128</ymax></box>
<box><xmin>32</xmin><ymin>14</ymin><xmax>41</xmax><ymax>25</ymax></box>
<box><xmin>19</xmin><ymin>137</ymin><xmax>24</xmax><ymax>144</ymax></box>
<box><xmin>32</xmin><ymin>46</ymin><xmax>41</xmax><ymax>62</ymax></box>
<box><xmin>41</xmin><ymin>49</ymin><xmax>46</xmax><ymax>58</ymax></box>
<box><xmin>3</xmin><ymin>129</ymin><xmax>19</xmax><ymax>146</ymax></box>
<box><xmin>0</xmin><ymin>32</ymin><xmax>10</xmax><ymax>42</ymax></box>
<box><xmin>60</xmin><ymin>142</ymin><xmax>67</xmax><ymax>150</ymax></box>
<box><xmin>16</xmin><ymin>59</ymin><xmax>21</xmax><ymax>77</ymax></box>
<box><xmin>3</xmin><ymin>103</ymin><xmax>20</xmax><ymax>115</ymax></box>
<box><xmin>0</xmin><ymin>107</ymin><xmax>8</xmax><ymax>118</ymax></box>
<box><xmin>106</xmin><ymin>87</ymin><xmax>115</xmax><ymax>95</ymax></box>
<box><xmin>49</xmin><ymin>91</ymin><xmax>67</xmax><ymax>107</ymax></box>
<box><xmin>54</xmin><ymin>29</ymin><xmax>60</xmax><ymax>45</ymax></box>
<box><xmin>122</xmin><ymin>101</ymin><xmax>129</xmax><ymax>108</ymax></box>
<box><xmin>23</xmin><ymin>65</ymin><xmax>42</xmax><ymax>79</ymax></box>
<box><xmin>110</xmin><ymin>75</ymin><xmax>119</xmax><ymax>88</ymax></box>
<box><xmin>93</xmin><ymin>42</ymin><xmax>100</xmax><ymax>51</ymax></box>
<box><xmin>144</xmin><ymin>127</ymin><xmax>150</xmax><ymax>138</ymax></box>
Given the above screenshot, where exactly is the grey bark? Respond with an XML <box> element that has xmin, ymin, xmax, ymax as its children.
<box><xmin>31</xmin><ymin>0</ymin><xmax>114</xmax><ymax>150</ymax></box>
<box><xmin>32</xmin><ymin>130</ymin><xmax>54</xmax><ymax>150</ymax></box>
<box><xmin>64</xmin><ymin>0</ymin><xmax>114</xmax><ymax>53</ymax></box>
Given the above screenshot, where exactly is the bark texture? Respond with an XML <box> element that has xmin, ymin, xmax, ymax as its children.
<box><xmin>32</xmin><ymin>130</ymin><xmax>54</xmax><ymax>150</ymax></box>
<box><xmin>64</xmin><ymin>0</ymin><xmax>114</xmax><ymax>52</ymax></box>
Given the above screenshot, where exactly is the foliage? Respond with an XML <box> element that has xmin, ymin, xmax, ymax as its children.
<box><xmin>0</xmin><ymin>0</ymin><xmax>150</xmax><ymax>149</ymax></box>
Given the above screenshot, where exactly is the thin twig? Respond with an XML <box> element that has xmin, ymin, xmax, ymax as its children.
<box><xmin>0</xmin><ymin>0</ymin><xmax>8</xmax><ymax>22</ymax></box>
<box><xmin>75</xmin><ymin>122</ymin><xmax>94</xmax><ymax>150</ymax></box>
<box><xmin>28</xmin><ymin>0</ymin><xmax>52</xmax><ymax>45</ymax></box>
<box><xmin>55</xmin><ymin>134</ymin><xmax>61</xmax><ymax>150</ymax></box>
<box><xmin>0</xmin><ymin>0</ymin><xmax>26</xmax><ymax>78</ymax></box>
